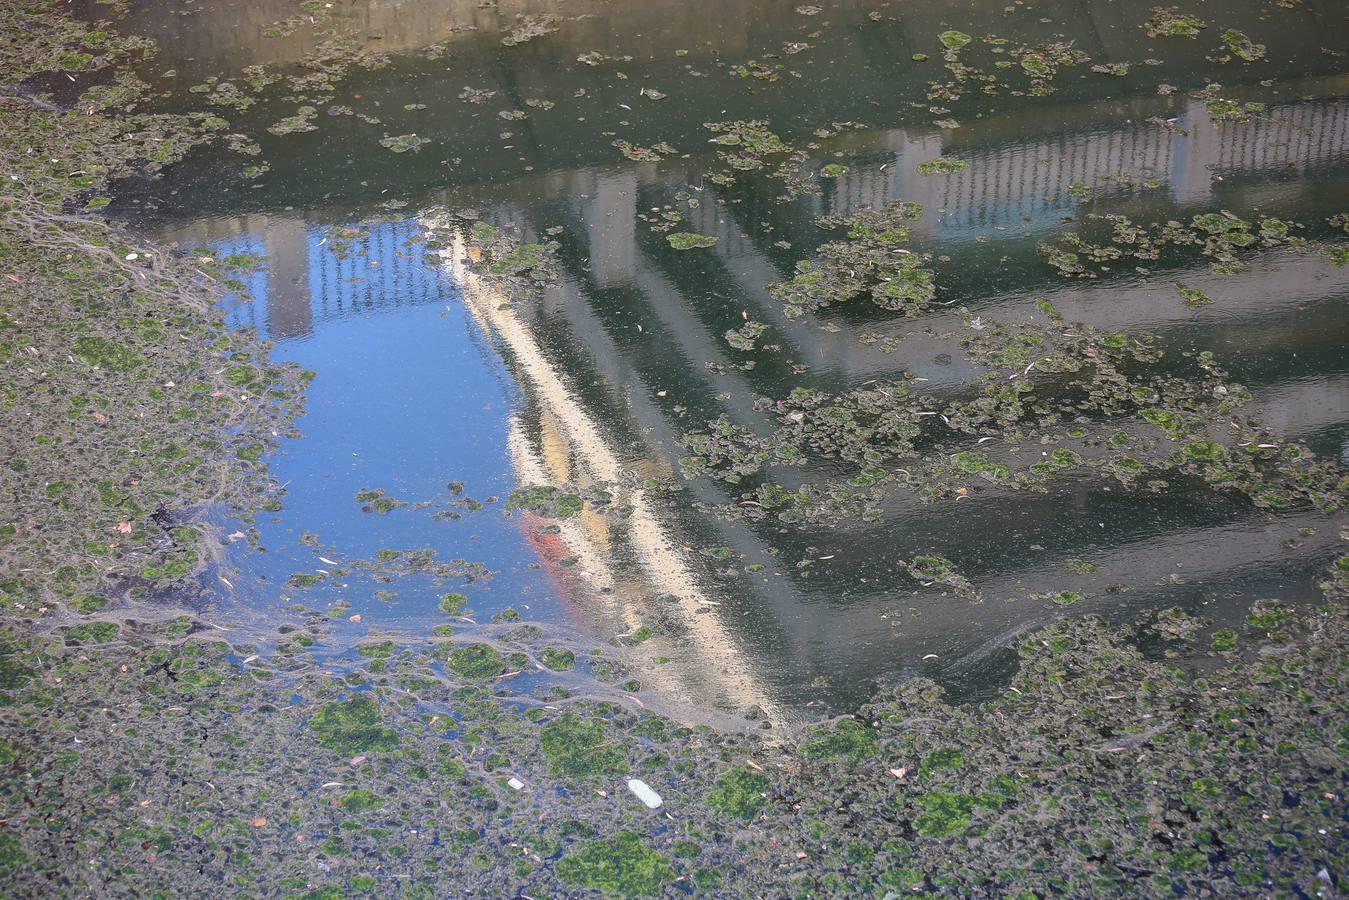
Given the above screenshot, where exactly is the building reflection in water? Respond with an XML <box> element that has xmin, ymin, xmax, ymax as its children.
<box><xmin>145</xmin><ymin>75</ymin><xmax>1349</xmax><ymax>715</ymax></box>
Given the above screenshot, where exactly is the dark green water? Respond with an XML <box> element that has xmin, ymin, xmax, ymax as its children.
<box><xmin>85</xmin><ymin>0</ymin><xmax>1349</xmax><ymax>721</ymax></box>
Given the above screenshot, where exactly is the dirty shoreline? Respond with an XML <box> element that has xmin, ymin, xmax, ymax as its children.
<box><xmin>2</xmin><ymin>0</ymin><xmax>1348</xmax><ymax>896</ymax></box>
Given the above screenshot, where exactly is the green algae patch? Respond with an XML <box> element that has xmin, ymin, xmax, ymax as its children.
<box><xmin>338</xmin><ymin>789</ymin><xmax>385</xmax><ymax>812</ymax></box>
<box><xmin>801</xmin><ymin>718</ymin><xmax>879</xmax><ymax>761</ymax></box>
<box><xmin>1144</xmin><ymin>7</ymin><xmax>1207</xmax><ymax>38</ymax></box>
<box><xmin>438</xmin><ymin>592</ymin><xmax>468</xmax><ymax>615</ymax></box>
<box><xmin>378</xmin><ymin>133</ymin><xmax>429</xmax><ymax>153</ymax></box>
<box><xmin>310</xmin><ymin>695</ymin><xmax>400</xmax><ymax>755</ymax></box>
<box><xmin>916</xmin><ymin>157</ymin><xmax>968</xmax><ymax>175</ymax></box>
<box><xmin>1220</xmin><ymin>29</ymin><xmax>1265</xmax><ymax>61</ymax></box>
<box><xmin>912</xmin><ymin>791</ymin><xmax>974</xmax><ymax>838</ymax></box>
<box><xmin>665</xmin><ymin>232</ymin><xmax>718</xmax><ymax>250</ymax></box>
<box><xmin>448</xmin><ymin>643</ymin><xmax>506</xmax><ymax>678</ymax></box>
<box><xmin>424</xmin><ymin>217</ymin><xmax>559</xmax><ymax>295</ymax></box>
<box><xmin>59</xmin><ymin>621</ymin><xmax>119</xmax><ymax>645</ymax></box>
<box><xmin>71</xmin><ymin>336</ymin><xmax>143</xmax><ymax>372</ymax></box>
<box><xmin>555</xmin><ymin>831</ymin><xmax>672</xmax><ymax>897</ymax></box>
<box><xmin>771</xmin><ymin>201</ymin><xmax>934</xmax><ymax>317</ymax></box>
<box><xmin>540</xmin><ymin>713</ymin><xmax>627</xmax><ymax>778</ymax></box>
<box><xmin>540</xmin><ymin>647</ymin><xmax>576</xmax><ymax>671</ymax></box>
<box><xmin>921</xmin><ymin>747</ymin><xmax>964</xmax><ymax>776</ymax></box>
<box><xmin>706</xmin><ymin>766</ymin><xmax>769</xmax><ymax>819</ymax></box>
<box><xmin>505</xmin><ymin>485</ymin><xmax>584</xmax><ymax>518</ymax></box>
<box><xmin>69</xmin><ymin>594</ymin><xmax>108</xmax><ymax>615</ymax></box>
<box><xmin>0</xmin><ymin>832</ymin><xmax>30</xmax><ymax>879</ymax></box>
<box><xmin>905</xmin><ymin>555</ymin><xmax>978</xmax><ymax>599</ymax></box>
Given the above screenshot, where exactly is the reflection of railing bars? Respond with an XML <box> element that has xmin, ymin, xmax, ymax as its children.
<box><xmin>789</xmin><ymin>99</ymin><xmax>1349</xmax><ymax>236</ymax></box>
<box><xmin>206</xmin><ymin>217</ymin><xmax>458</xmax><ymax>340</ymax></box>
<box><xmin>308</xmin><ymin>219</ymin><xmax>455</xmax><ymax>325</ymax></box>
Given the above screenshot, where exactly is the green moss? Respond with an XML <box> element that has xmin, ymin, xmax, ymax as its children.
<box><xmin>447</xmin><ymin>643</ymin><xmax>505</xmax><ymax>679</ymax></box>
<box><xmin>706</xmin><ymin>766</ymin><xmax>769</xmax><ymax>819</ymax></box>
<box><xmin>309</xmin><ymin>695</ymin><xmax>400</xmax><ymax>755</ymax></box>
<box><xmin>539</xmin><ymin>714</ymin><xmax>627</xmax><ymax>778</ymax></box>
<box><xmin>555</xmin><ymin>831</ymin><xmax>672</xmax><ymax>897</ymax></box>
<box><xmin>938</xmin><ymin>31</ymin><xmax>972</xmax><ymax>50</ymax></box>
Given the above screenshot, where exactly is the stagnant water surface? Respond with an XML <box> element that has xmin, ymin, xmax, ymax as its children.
<box><xmin>81</xmin><ymin>0</ymin><xmax>1349</xmax><ymax>721</ymax></box>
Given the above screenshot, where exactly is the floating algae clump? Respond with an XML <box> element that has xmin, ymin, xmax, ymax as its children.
<box><xmin>310</xmin><ymin>695</ymin><xmax>400</xmax><ymax>755</ymax></box>
<box><xmin>448</xmin><ymin>643</ymin><xmax>506</xmax><ymax>678</ymax></box>
<box><xmin>1143</xmin><ymin>7</ymin><xmax>1207</xmax><ymax>38</ymax></box>
<box><xmin>540</xmin><ymin>713</ymin><xmax>627</xmax><ymax>777</ymax></box>
<box><xmin>706</xmin><ymin>766</ymin><xmax>770</xmax><ymax>818</ymax></box>
<box><xmin>666</xmin><ymin>232</ymin><xmax>718</xmax><ymax>250</ymax></box>
<box><xmin>505</xmin><ymin>485</ymin><xmax>583</xmax><ymax>518</ymax></box>
<box><xmin>438</xmin><ymin>592</ymin><xmax>468</xmax><ymax>614</ymax></box>
<box><xmin>540</xmin><ymin>647</ymin><xmax>576</xmax><ymax>671</ymax></box>
<box><xmin>905</xmin><ymin>554</ymin><xmax>979</xmax><ymax>598</ymax></box>
<box><xmin>916</xmin><ymin>157</ymin><xmax>968</xmax><ymax>175</ymax></box>
<box><xmin>555</xmin><ymin>831</ymin><xmax>673</xmax><ymax>897</ymax></box>
<box><xmin>771</xmin><ymin>201</ymin><xmax>935</xmax><ymax>316</ymax></box>
<box><xmin>938</xmin><ymin>30</ymin><xmax>972</xmax><ymax>50</ymax></box>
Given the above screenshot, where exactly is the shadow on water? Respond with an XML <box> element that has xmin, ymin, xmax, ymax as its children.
<box><xmin>83</xmin><ymin>0</ymin><xmax>1349</xmax><ymax>721</ymax></box>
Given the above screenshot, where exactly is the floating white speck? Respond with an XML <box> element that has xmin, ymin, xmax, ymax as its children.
<box><xmin>627</xmin><ymin>779</ymin><xmax>662</xmax><ymax>809</ymax></box>
<box><xmin>507</xmin><ymin>777</ymin><xmax>525</xmax><ymax>791</ymax></box>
